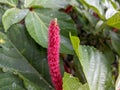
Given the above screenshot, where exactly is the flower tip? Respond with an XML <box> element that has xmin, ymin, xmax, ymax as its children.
<box><xmin>50</xmin><ymin>18</ymin><xmax>59</xmax><ymax>28</ymax></box>
<box><xmin>54</xmin><ymin>18</ymin><xmax>57</xmax><ymax>22</ymax></box>
<box><xmin>54</xmin><ymin>18</ymin><xmax>58</xmax><ymax>26</ymax></box>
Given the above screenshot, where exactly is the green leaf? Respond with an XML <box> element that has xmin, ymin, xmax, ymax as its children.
<box><xmin>80</xmin><ymin>0</ymin><xmax>104</xmax><ymax>19</ymax></box>
<box><xmin>24</xmin><ymin>0</ymin><xmax>77</xmax><ymax>8</ymax></box>
<box><xmin>70</xmin><ymin>35</ymin><xmax>114</xmax><ymax>90</ymax></box>
<box><xmin>6</xmin><ymin>24</ymin><xmax>52</xmax><ymax>85</ymax></box>
<box><xmin>25</xmin><ymin>11</ymin><xmax>74</xmax><ymax>54</ymax></box>
<box><xmin>0</xmin><ymin>32</ymin><xmax>54</xmax><ymax>90</ymax></box>
<box><xmin>69</xmin><ymin>33</ymin><xmax>80</xmax><ymax>57</ymax></box>
<box><xmin>0</xmin><ymin>0</ymin><xmax>18</xmax><ymax>7</ymax></box>
<box><xmin>0</xmin><ymin>70</ymin><xmax>26</xmax><ymax>90</ymax></box>
<box><xmin>2</xmin><ymin>8</ymin><xmax>29</xmax><ymax>32</ymax></box>
<box><xmin>110</xmin><ymin>31</ymin><xmax>120</xmax><ymax>56</ymax></box>
<box><xmin>80</xmin><ymin>46</ymin><xmax>114</xmax><ymax>90</ymax></box>
<box><xmin>25</xmin><ymin>11</ymin><xmax>48</xmax><ymax>48</ymax></box>
<box><xmin>34</xmin><ymin>8</ymin><xmax>77</xmax><ymax>38</ymax></box>
<box><xmin>107</xmin><ymin>12</ymin><xmax>120</xmax><ymax>29</ymax></box>
<box><xmin>63</xmin><ymin>72</ymin><xmax>89</xmax><ymax>90</ymax></box>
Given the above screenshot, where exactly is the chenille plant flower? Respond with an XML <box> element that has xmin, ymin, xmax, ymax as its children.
<box><xmin>47</xmin><ymin>18</ymin><xmax>63</xmax><ymax>90</ymax></box>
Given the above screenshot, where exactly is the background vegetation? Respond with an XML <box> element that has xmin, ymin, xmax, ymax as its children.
<box><xmin>0</xmin><ymin>0</ymin><xmax>120</xmax><ymax>90</ymax></box>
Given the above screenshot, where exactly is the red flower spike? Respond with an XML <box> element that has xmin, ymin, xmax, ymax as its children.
<box><xmin>48</xmin><ymin>18</ymin><xmax>63</xmax><ymax>90</ymax></box>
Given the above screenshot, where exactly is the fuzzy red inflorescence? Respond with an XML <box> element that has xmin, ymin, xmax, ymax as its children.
<box><xmin>47</xmin><ymin>18</ymin><xmax>63</xmax><ymax>90</ymax></box>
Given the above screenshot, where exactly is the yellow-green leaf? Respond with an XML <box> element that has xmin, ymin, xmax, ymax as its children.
<box><xmin>107</xmin><ymin>12</ymin><xmax>120</xmax><ymax>29</ymax></box>
<box><xmin>63</xmin><ymin>72</ymin><xmax>89</xmax><ymax>90</ymax></box>
<box><xmin>69</xmin><ymin>33</ymin><xmax>80</xmax><ymax>58</ymax></box>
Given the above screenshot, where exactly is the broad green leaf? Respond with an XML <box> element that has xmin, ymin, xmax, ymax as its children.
<box><xmin>34</xmin><ymin>8</ymin><xmax>77</xmax><ymax>38</ymax></box>
<box><xmin>0</xmin><ymin>0</ymin><xmax>18</xmax><ymax>7</ymax></box>
<box><xmin>80</xmin><ymin>46</ymin><xmax>114</xmax><ymax>90</ymax></box>
<box><xmin>25</xmin><ymin>11</ymin><xmax>48</xmax><ymax>48</ymax></box>
<box><xmin>80</xmin><ymin>0</ymin><xmax>104</xmax><ymax>19</ymax></box>
<box><xmin>25</xmin><ymin>11</ymin><xmax>74</xmax><ymax>54</ymax></box>
<box><xmin>0</xmin><ymin>32</ymin><xmax>54</xmax><ymax>90</ymax></box>
<box><xmin>70</xmin><ymin>35</ymin><xmax>114</xmax><ymax>90</ymax></box>
<box><xmin>24</xmin><ymin>0</ymin><xmax>78</xmax><ymax>8</ymax></box>
<box><xmin>2</xmin><ymin>8</ymin><xmax>29</xmax><ymax>32</ymax></box>
<box><xmin>6</xmin><ymin>24</ymin><xmax>52</xmax><ymax>85</ymax></box>
<box><xmin>0</xmin><ymin>70</ymin><xmax>26</xmax><ymax>90</ymax></box>
<box><xmin>107</xmin><ymin>12</ymin><xmax>120</xmax><ymax>29</ymax></box>
<box><xmin>110</xmin><ymin>31</ymin><xmax>120</xmax><ymax>56</ymax></box>
<box><xmin>63</xmin><ymin>72</ymin><xmax>89</xmax><ymax>90</ymax></box>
